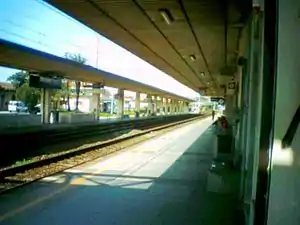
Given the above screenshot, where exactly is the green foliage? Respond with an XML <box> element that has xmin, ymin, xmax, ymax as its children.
<box><xmin>7</xmin><ymin>71</ymin><xmax>40</xmax><ymax>110</ymax></box>
<box><xmin>64</xmin><ymin>52</ymin><xmax>87</xmax><ymax>111</ymax></box>
<box><xmin>51</xmin><ymin>79</ymin><xmax>73</xmax><ymax>110</ymax></box>
<box><xmin>53</xmin><ymin>80</ymin><xmax>69</xmax><ymax>100</ymax></box>
<box><xmin>6</xmin><ymin>71</ymin><xmax>29</xmax><ymax>88</ymax></box>
<box><xmin>64</xmin><ymin>52</ymin><xmax>87</xmax><ymax>64</ymax></box>
<box><xmin>16</xmin><ymin>83</ymin><xmax>40</xmax><ymax>110</ymax></box>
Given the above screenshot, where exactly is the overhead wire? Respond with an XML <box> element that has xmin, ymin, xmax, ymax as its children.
<box><xmin>1</xmin><ymin>19</ymin><xmax>92</xmax><ymax>52</ymax></box>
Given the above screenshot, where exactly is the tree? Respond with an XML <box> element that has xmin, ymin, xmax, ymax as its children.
<box><xmin>7</xmin><ymin>71</ymin><xmax>29</xmax><ymax>88</ymax></box>
<box><xmin>16</xmin><ymin>83</ymin><xmax>40</xmax><ymax>110</ymax></box>
<box><xmin>7</xmin><ymin>71</ymin><xmax>40</xmax><ymax>110</ymax></box>
<box><xmin>52</xmin><ymin>79</ymin><xmax>70</xmax><ymax>110</ymax></box>
<box><xmin>64</xmin><ymin>52</ymin><xmax>87</xmax><ymax>111</ymax></box>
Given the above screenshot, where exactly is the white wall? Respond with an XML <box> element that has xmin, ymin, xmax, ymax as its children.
<box><xmin>267</xmin><ymin>0</ymin><xmax>300</xmax><ymax>224</ymax></box>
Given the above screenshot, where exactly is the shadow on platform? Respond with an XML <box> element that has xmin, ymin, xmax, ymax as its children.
<box><xmin>0</xmin><ymin>125</ymin><xmax>242</xmax><ymax>225</ymax></box>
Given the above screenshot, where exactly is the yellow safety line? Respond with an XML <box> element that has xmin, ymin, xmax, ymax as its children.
<box><xmin>0</xmin><ymin>164</ymin><xmax>111</xmax><ymax>222</ymax></box>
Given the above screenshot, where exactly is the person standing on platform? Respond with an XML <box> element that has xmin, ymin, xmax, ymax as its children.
<box><xmin>212</xmin><ymin>110</ymin><xmax>215</xmax><ymax>121</ymax></box>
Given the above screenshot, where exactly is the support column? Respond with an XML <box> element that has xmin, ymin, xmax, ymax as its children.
<box><xmin>170</xmin><ymin>99</ymin><xmax>175</xmax><ymax>114</ymax></box>
<box><xmin>135</xmin><ymin>92</ymin><xmax>140</xmax><ymax>116</ymax></box>
<box><xmin>117</xmin><ymin>88</ymin><xmax>124</xmax><ymax>118</ymax></box>
<box><xmin>179</xmin><ymin>101</ymin><xmax>183</xmax><ymax>113</ymax></box>
<box><xmin>162</xmin><ymin>97</ymin><xmax>167</xmax><ymax>115</ymax></box>
<box><xmin>166</xmin><ymin>98</ymin><xmax>170</xmax><ymax>114</ymax></box>
<box><xmin>175</xmin><ymin>101</ymin><xmax>178</xmax><ymax>114</ymax></box>
<box><xmin>153</xmin><ymin>95</ymin><xmax>157</xmax><ymax>115</ymax></box>
<box><xmin>184</xmin><ymin>101</ymin><xmax>189</xmax><ymax>113</ymax></box>
<box><xmin>224</xmin><ymin>93</ymin><xmax>239</xmax><ymax>124</ymax></box>
<box><xmin>160</xmin><ymin>97</ymin><xmax>166</xmax><ymax>115</ymax></box>
<box><xmin>90</xmin><ymin>91</ymin><xmax>100</xmax><ymax>120</ymax></box>
<box><xmin>146</xmin><ymin>94</ymin><xmax>153</xmax><ymax>116</ymax></box>
<box><xmin>41</xmin><ymin>88</ymin><xmax>51</xmax><ymax>124</ymax></box>
<box><xmin>155</xmin><ymin>96</ymin><xmax>162</xmax><ymax>115</ymax></box>
<box><xmin>178</xmin><ymin>101</ymin><xmax>182</xmax><ymax>114</ymax></box>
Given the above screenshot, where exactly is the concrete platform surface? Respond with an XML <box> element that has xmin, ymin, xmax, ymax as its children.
<box><xmin>0</xmin><ymin>117</ymin><xmax>237</xmax><ymax>225</ymax></box>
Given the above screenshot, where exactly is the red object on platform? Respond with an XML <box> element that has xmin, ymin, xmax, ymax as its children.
<box><xmin>219</xmin><ymin>116</ymin><xmax>228</xmax><ymax>129</ymax></box>
<box><xmin>222</xmin><ymin>121</ymin><xmax>228</xmax><ymax>129</ymax></box>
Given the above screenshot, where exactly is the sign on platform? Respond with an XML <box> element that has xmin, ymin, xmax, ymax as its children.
<box><xmin>92</xmin><ymin>82</ymin><xmax>105</xmax><ymax>89</ymax></box>
<box><xmin>29</xmin><ymin>75</ymin><xmax>62</xmax><ymax>89</ymax></box>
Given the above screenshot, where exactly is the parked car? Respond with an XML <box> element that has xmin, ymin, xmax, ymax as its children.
<box><xmin>8</xmin><ymin>101</ymin><xmax>28</xmax><ymax>113</ymax></box>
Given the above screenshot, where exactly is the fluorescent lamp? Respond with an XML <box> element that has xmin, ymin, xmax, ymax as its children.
<box><xmin>159</xmin><ymin>9</ymin><xmax>173</xmax><ymax>25</ymax></box>
<box><xmin>189</xmin><ymin>54</ymin><xmax>196</xmax><ymax>61</ymax></box>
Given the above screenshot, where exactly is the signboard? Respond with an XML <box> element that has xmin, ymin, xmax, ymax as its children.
<box><xmin>93</xmin><ymin>82</ymin><xmax>105</xmax><ymax>89</ymax></box>
<box><xmin>83</xmin><ymin>82</ymin><xmax>104</xmax><ymax>89</ymax></box>
<box><xmin>211</xmin><ymin>97</ymin><xmax>225</xmax><ymax>105</ymax></box>
<box><xmin>29</xmin><ymin>75</ymin><xmax>62</xmax><ymax>89</ymax></box>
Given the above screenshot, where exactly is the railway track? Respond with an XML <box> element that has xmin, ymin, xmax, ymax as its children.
<box><xmin>0</xmin><ymin>114</ymin><xmax>197</xmax><ymax>166</ymax></box>
<box><xmin>0</xmin><ymin>114</ymin><xmax>208</xmax><ymax>194</ymax></box>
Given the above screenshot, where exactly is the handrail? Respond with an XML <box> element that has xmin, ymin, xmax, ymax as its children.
<box><xmin>282</xmin><ymin>105</ymin><xmax>300</xmax><ymax>148</ymax></box>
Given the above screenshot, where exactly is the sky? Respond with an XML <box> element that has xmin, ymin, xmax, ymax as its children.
<box><xmin>0</xmin><ymin>0</ymin><xmax>198</xmax><ymax>98</ymax></box>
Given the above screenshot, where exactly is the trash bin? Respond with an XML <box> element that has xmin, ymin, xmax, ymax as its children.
<box><xmin>50</xmin><ymin>110</ymin><xmax>59</xmax><ymax>124</ymax></box>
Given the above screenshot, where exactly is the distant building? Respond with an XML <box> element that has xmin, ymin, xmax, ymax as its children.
<box><xmin>0</xmin><ymin>82</ymin><xmax>16</xmax><ymax>111</ymax></box>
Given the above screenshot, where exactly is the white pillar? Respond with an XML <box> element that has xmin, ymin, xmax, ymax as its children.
<box><xmin>41</xmin><ymin>88</ymin><xmax>51</xmax><ymax>124</ymax></box>
<box><xmin>135</xmin><ymin>92</ymin><xmax>140</xmax><ymax>114</ymax></box>
<box><xmin>117</xmin><ymin>88</ymin><xmax>124</xmax><ymax>118</ymax></box>
<box><xmin>162</xmin><ymin>98</ymin><xmax>167</xmax><ymax>115</ymax></box>
<box><xmin>179</xmin><ymin>101</ymin><xmax>183</xmax><ymax>113</ymax></box>
<box><xmin>156</xmin><ymin>96</ymin><xmax>162</xmax><ymax>115</ymax></box>
<box><xmin>170</xmin><ymin>100</ymin><xmax>175</xmax><ymax>114</ymax></box>
<box><xmin>90</xmin><ymin>91</ymin><xmax>100</xmax><ymax>120</ymax></box>
<box><xmin>224</xmin><ymin>93</ymin><xmax>238</xmax><ymax>124</ymax></box>
<box><xmin>185</xmin><ymin>101</ymin><xmax>189</xmax><ymax>113</ymax></box>
<box><xmin>166</xmin><ymin>98</ymin><xmax>170</xmax><ymax>114</ymax></box>
<box><xmin>177</xmin><ymin>101</ymin><xmax>181</xmax><ymax>114</ymax></box>
<box><xmin>153</xmin><ymin>95</ymin><xmax>157</xmax><ymax>115</ymax></box>
<box><xmin>147</xmin><ymin>94</ymin><xmax>153</xmax><ymax>116</ymax></box>
<box><xmin>168</xmin><ymin>99</ymin><xmax>173</xmax><ymax>114</ymax></box>
<box><xmin>173</xmin><ymin>100</ymin><xmax>176</xmax><ymax>114</ymax></box>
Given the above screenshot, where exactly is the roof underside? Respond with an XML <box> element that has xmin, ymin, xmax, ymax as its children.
<box><xmin>48</xmin><ymin>0</ymin><xmax>251</xmax><ymax>96</ymax></box>
<box><xmin>0</xmin><ymin>39</ymin><xmax>192</xmax><ymax>101</ymax></box>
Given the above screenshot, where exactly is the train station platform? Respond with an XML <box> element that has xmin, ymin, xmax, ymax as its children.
<box><xmin>0</xmin><ymin>117</ymin><xmax>240</xmax><ymax>225</ymax></box>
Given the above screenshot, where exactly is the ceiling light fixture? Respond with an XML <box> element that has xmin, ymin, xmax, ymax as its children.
<box><xmin>189</xmin><ymin>54</ymin><xmax>196</xmax><ymax>61</ymax></box>
<box><xmin>158</xmin><ymin>9</ymin><xmax>174</xmax><ymax>25</ymax></box>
